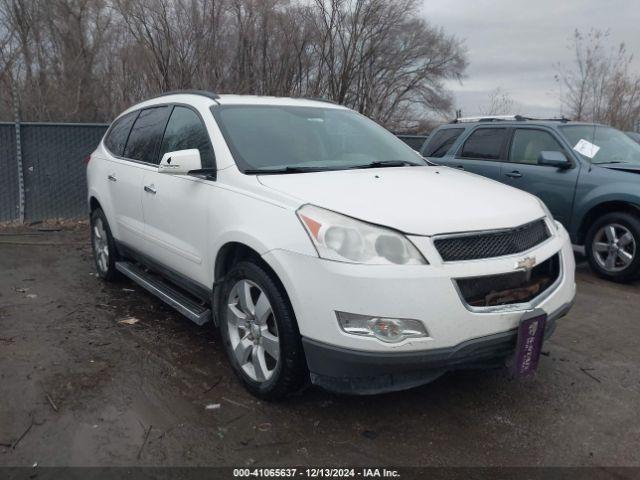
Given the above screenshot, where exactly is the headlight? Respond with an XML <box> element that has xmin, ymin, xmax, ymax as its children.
<box><xmin>297</xmin><ymin>204</ymin><xmax>427</xmax><ymax>265</ymax></box>
<box><xmin>537</xmin><ymin>199</ymin><xmax>558</xmax><ymax>232</ymax></box>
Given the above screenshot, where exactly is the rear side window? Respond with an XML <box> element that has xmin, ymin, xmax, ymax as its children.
<box><xmin>422</xmin><ymin>128</ymin><xmax>464</xmax><ymax>158</ymax></box>
<box><xmin>459</xmin><ymin>128</ymin><xmax>508</xmax><ymax>160</ymax></box>
<box><xmin>159</xmin><ymin>106</ymin><xmax>215</xmax><ymax>168</ymax></box>
<box><xmin>124</xmin><ymin>106</ymin><xmax>171</xmax><ymax>164</ymax></box>
<box><xmin>104</xmin><ymin>111</ymin><xmax>138</xmax><ymax>157</ymax></box>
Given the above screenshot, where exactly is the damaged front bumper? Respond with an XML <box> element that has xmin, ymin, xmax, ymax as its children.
<box><xmin>303</xmin><ymin>301</ymin><xmax>574</xmax><ymax>395</ymax></box>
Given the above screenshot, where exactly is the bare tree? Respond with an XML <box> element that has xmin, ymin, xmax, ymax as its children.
<box><xmin>480</xmin><ymin>87</ymin><xmax>515</xmax><ymax>116</ymax></box>
<box><xmin>556</xmin><ymin>29</ymin><xmax>640</xmax><ymax>130</ymax></box>
<box><xmin>307</xmin><ymin>0</ymin><xmax>466</xmax><ymax>128</ymax></box>
<box><xmin>0</xmin><ymin>0</ymin><xmax>467</xmax><ymax>128</ymax></box>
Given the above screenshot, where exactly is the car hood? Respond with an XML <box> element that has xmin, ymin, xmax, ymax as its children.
<box><xmin>598</xmin><ymin>163</ymin><xmax>640</xmax><ymax>174</ymax></box>
<box><xmin>257</xmin><ymin>166</ymin><xmax>545</xmax><ymax>236</ymax></box>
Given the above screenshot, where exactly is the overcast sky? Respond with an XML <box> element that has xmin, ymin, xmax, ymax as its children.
<box><xmin>420</xmin><ymin>0</ymin><xmax>640</xmax><ymax>118</ymax></box>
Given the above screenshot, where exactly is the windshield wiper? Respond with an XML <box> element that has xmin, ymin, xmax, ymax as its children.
<box><xmin>348</xmin><ymin>160</ymin><xmax>424</xmax><ymax>169</ymax></box>
<box><xmin>244</xmin><ymin>160</ymin><xmax>425</xmax><ymax>174</ymax></box>
<box><xmin>243</xmin><ymin>166</ymin><xmax>333</xmax><ymax>175</ymax></box>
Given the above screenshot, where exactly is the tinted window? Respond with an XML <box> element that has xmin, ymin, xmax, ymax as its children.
<box><xmin>510</xmin><ymin>129</ymin><xmax>565</xmax><ymax>165</ymax></box>
<box><xmin>459</xmin><ymin>128</ymin><xmax>508</xmax><ymax>160</ymax></box>
<box><xmin>124</xmin><ymin>106</ymin><xmax>171</xmax><ymax>164</ymax></box>
<box><xmin>422</xmin><ymin>128</ymin><xmax>464</xmax><ymax>158</ymax></box>
<box><xmin>159</xmin><ymin>106</ymin><xmax>215</xmax><ymax>168</ymax></box>
<box><xmin>104</xmin><ymin>111</ymin><xmax>138</xmax><ymax>156</ymax></box>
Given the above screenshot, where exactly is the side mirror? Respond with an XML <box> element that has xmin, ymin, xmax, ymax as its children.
<box><xmin>538</xmin><ymin>151</ymin><xmax>571</xmax><ymax>169</ymax></box>
<box><xmin>158</xmin><ymin>149</ymin><xmax>202</xmax><ymax>174</ymax></box>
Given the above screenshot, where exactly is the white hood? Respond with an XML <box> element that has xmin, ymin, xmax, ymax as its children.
<box><xmin>257</xmin><ymin>166</ymin><xmax>545</xmax><ymax>236</ymax></box>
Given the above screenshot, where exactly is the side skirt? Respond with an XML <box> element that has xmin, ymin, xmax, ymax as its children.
<box><xmin>115</xmin><ymin>242</ymin><xmax>213</xmax><ymax>326</ymax></box>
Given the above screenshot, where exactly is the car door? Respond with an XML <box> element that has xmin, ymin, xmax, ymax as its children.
<box><xmin>101</xmin><ymin>110</ymin><xmax>149</xmax><ymax>250</ymax></box>
<box><xmin>448</xmin><ymin>127</ymin><xmax>510</xmax><ymax>181</ymax></box>
<box><xmin>141</xmin><ymin>105</ymin><xmax>216</xmax><ymax>287</ymax></box>
<box><xmin>501</xmin><ymin>127</ymin><xmax>581</xmax><ymax>228</ymax></box>
<box><xmin>107</xmin><ymin>106</ymin><xmax>172</xmax><ymax>251</ymax></box>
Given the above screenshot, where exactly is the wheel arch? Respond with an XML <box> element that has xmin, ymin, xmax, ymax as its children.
<box><xmin>576</xmin><ymin>201</ymin><xmax>640</xmax><ymax>245</ymax></box>
<box><xmin>212</xmin><ymin>241</ymin><xmax>293</xmax><ymax>327</ymax></box>
<box><xmin>89</xmin><ymin>196</ymin><xmax>102</xmax><ymax>213</ymax></box>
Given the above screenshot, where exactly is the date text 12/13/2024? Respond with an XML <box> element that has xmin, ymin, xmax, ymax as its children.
<box><xmin>233</xmin><ymin>468</ymin><xmax>401</xmax><ymax>478</ymax></box>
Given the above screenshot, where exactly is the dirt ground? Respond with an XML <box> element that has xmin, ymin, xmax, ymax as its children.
<box><xmin>1</xmin><ymin>223</ymin><xmax>639</xmax><ymax>468</ymax></box>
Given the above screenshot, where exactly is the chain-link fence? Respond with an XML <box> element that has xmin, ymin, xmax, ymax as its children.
<box><xmin>0</xmin><ymin>122</ymin><xmax>108</xmax><ymax>223</ymax></box>
<box><xmin>0</xmin><ymin>124</ymin><xmax>19</xmax><ymax>222</ymax></box>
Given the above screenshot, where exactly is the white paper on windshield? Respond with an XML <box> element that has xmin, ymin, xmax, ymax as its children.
<box><xmin>573</xmin><ymin>139</ymin><xmax>600</xmax><ymax>159</ymax></box>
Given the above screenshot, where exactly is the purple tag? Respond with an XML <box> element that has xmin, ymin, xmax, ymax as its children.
<box><xmin>512</xmin><ymin>311</ymin><xmax>547</xmax><ymax>377</ymax></box>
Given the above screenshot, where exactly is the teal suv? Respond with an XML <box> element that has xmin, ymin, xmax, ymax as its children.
<box><xmin>422</xmin><ymin>117</ymin><xmax>640</xmax><ymax>283</ymax></box>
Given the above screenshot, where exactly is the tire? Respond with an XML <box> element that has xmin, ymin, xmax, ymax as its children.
<box><xmin>218</xmin><ymin>260</ymin><xmax>307</xmax><ymax>400</ymax></box>
<box><xmin>90</xmin><ymin>208</ymin><xmax>120</xmax><ymax>282</ymax></box>
<box><xmin>585</xmin><ymin>211</ymin><xmax>640</xmax><ymax>283</ymax></box>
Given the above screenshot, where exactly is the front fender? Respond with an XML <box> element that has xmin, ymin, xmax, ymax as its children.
<box><xmin>207</xmin><ymin>197</ymin><xmax>317</xmax><ymax>284</ymax></box>
<box><xmin>572</xmin><ymin>181</ymin><xmax>640</xmax><ymax>241</ymax></box>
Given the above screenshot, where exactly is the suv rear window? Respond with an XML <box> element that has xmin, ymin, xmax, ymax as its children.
<box><xmin>124</xmin><ymin>106</ymin><xmax>171</xmax><ymax>164</ymax></box>
<box><xmin>459</xmin><ymin>128</ymin><xmax>508</xmax><ymax>160</ymax></box>
<box><xmin>422</xmin><ymin>128</ymin><xmax>464</xmax><ymax>158</ymax></box>
<box><xmin>104</xmin><ymin>111</ymin><xmax>138</xmax><ymax>157</ymax></box>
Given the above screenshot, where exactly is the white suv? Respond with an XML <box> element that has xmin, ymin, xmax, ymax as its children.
<box><xmin>87</xmin><ymin>91</ymin><xmax>576</xmax><ymax>399</ymax></box>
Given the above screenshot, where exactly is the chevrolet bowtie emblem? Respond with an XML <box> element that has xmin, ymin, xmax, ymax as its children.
<box><xmin>516</xmin><ymin>256</ymin><xmax>537</xmax><ymax>270</ymax></box>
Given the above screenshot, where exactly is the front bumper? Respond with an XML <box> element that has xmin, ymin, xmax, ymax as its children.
<box><xmin>302</xmin><ymin>300</ymin><xmax>573</xmax><ymax>394</ymax></box>
<box><xmin>262</xmin><ymin>222</ymin><xmax>576</xmax><ymax>393</ymax></box>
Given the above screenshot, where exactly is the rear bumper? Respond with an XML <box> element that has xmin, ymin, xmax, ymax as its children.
<box><xmin>303</xmin><ymin>300</ymin><xmax>573</xmax><ymax>394</ymax></box>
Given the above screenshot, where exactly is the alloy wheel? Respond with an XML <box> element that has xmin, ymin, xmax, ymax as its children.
<box><xmin>226</xmin><ymin>279</ymin><xmax>280</xmax><ymax>382</ymax></box>
<box><xmin>592</xmin><ymin>223</ymin><xmax>636</xmax><ymax>273</ymax></box>
<box><xmin>93</xmin><ymin>218</ymin><xmax>110</xmax><ymax>273</ymax></box>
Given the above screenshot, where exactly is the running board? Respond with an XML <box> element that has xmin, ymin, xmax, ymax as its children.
<box><xmin>115</xmin><ymin>261</ymin><xmax>211</xmax><ymax>326</ymax></box>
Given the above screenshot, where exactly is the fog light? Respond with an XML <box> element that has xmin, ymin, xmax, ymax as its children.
<box><xmin>336</xmin><ymin>311</ymin><xmax>428</xmax><ymax>343</ymax></box>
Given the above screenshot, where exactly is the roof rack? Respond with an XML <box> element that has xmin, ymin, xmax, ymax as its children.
<box><xmin>147</xmin><ymin>90</ymin><xmax>220</xmax><ymax>102</ymax></box>
<box><xmin>450</xmin><ymin>114</ymin><xmax>570</xmax><ymax>124</ymax></box>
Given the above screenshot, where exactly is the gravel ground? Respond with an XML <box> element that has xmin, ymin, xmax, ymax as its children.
<box><xmin>0</xmin><ymin>224</ymin><xmax>639</xmax><ymax>468</ymax></box>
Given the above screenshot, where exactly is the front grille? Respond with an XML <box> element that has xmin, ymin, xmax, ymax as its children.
<box><xmin>434</xmin><ymin>219</ymin><xmax>550</xmax><ymax>262</ymax></box>
<box><xmin>456</xmin><ymin>254</ymin><xmax>560</xmax><ymax>308</ymax></box>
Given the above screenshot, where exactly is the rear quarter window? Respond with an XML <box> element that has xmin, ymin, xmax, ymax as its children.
<box><xmin>422</xmin><ymin>128</ymin><xmax>464</xmax><ymax>158</ymax></box>
<box><xmin>104</xmin><ymin>111</ymin><xmax>139</xmax><ymax>157</ymax></box>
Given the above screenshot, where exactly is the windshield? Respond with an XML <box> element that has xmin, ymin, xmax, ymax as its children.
<box><xmin>560</xmin><ymin>125</ymin><xmax>640</xmax><ymax>165</ymax></box>
<box><xmin>211</xmin><ymin>105</ymin><xmax>426</xmax><ymax>173</ymax></box>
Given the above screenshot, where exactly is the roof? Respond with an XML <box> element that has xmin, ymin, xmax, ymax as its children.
<box><xmin>215</xmin><ymin>94</ymin><xmax>344</xmax><ymax>108</ymax></box>
<box><xmin>121</xmin><ymin>91</ymin><xmax>345</xmax><ymax>116</ymax></box>
<box><xmin>438</xmin><ymin>118</ymin><xmax>603</xmax><ymax>130</ymax></box>
<box><xmin>452</xmin><ymin>114</ymin><xmax>571</xmax><ymax>123</ymax></box>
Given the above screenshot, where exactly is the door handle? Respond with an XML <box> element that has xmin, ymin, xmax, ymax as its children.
<box><xmin>144</xmin><ymin>184</ymin><xmax>157</xmax><ymax>194</ymax></box>
<box><xmin>455</xmin><ymin>165</ymin><xmax>465</xmax><ymax>170</ymax></box>
<box><xmin>107</xmin><ymin>173</ymin><xmax>117</xmax><ymax>182</ymax></box>
<box><xmin>505</xmin><ymin>171</ymin><xmax>522</xmax><ymax>178</ymax></box>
